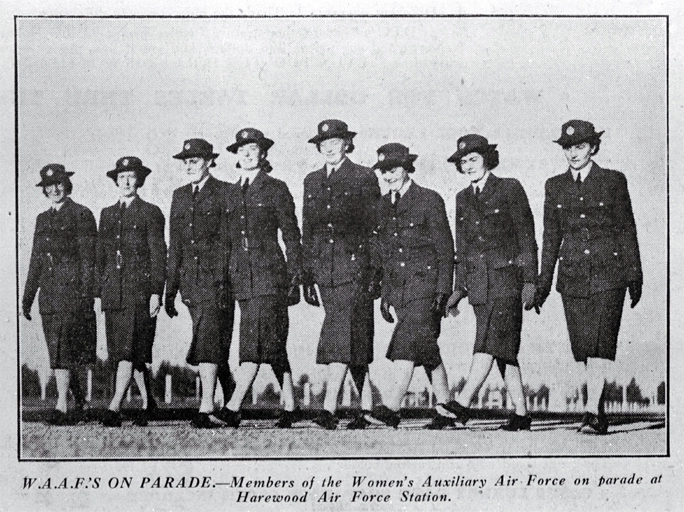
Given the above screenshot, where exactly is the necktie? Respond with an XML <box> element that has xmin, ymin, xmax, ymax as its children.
<box><xmin>474</xmin><ymin>186</ymin><xmax>480</xmax><ymax>199</ymax></box>
<box><xmin>393</xmin><ymin>191</ymin><xmax>401</xmax><ymax>206</ymax></box>
<box><xmin>120</xmin><ymin>201</ymin><xmax>127</xmax><ymax>213</ymax></box>
<box><xmin>575</xmin><ymin>173</ymin><xmax>582</xmax><ymax>189</ymax></box>
<box><xmin>242</xmin><ymin>178</ymin><xmax>249</xmax><ymax>195</ymax></box>
<box><xmin>193</xmin><ymin>186</ymin><xmax>199</xmax><ymax>200</ymax></box>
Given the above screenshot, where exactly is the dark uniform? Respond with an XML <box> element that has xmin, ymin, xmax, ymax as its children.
<box><xmin>225</xmin><ymin>170</ymin><xmax>302</xmax><ymax>367</ymax></box>
<box><xmin>166</xmin><ymin>174</ymin><xmax>234</xmax><ymax>367</ymax></box>
<box><xmin>374</xmin><ymin>182</ymin><xmax>454</xmax><ymax>368</ymax></box>
<box><xmin>97</xmin><ymin>195</ymin><xmax>166</xmax><ymax>366</ymax></box>
<box><xmin>23</xmin><ymin>192</ymin><xmax>97</xmax><ymax>369</ymax></box>
<box><xmin>303</xmin><ymin>157</ymin><xmax>380</xmax><ymax>365</ymax></box>
<box><xmin>538</xmin><ymin>161</ymin><xmax>642</xmax><ymax>362</ymax></box>
<box><xmin>454</xmin><ymin>174</ymin><xmax>537</xmax><ymax>365</ymax></box>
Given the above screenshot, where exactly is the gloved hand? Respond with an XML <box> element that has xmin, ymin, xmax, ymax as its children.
<box><xmin>446</xmin><ymin>288</ymin><xmax>467</xmax><ymax>317</ymax></box>
<box><xmin>303</xmin><ymin>284</ymin><xmax>320</xmax><ymax>307</ymax></box>
<box><xmin>380</xmin><ymin>297</ymin><xmax>394</xmax><ymax>323</ymax></box>
<box><xmin>367</xmin><ymin>267</ymin><xmax>383</xmax><ymax>300</ymax></box>
<box><xmin>535</xmin><ymin>279</ymin><xmax>551</xmax><ymax>308</ymax></box>
<box><xmin>628</xmin><ymin>280</ymin><xmax>642</xmax><ymax>308</ymax></box>
<box><xmin>521</xmin><ymin>282</ymin><xmax>538</xmax><ymax>313</ymax></box>
<box><xmin>21</xmin><ymin>304</ymin><xmax>31</xmax><ymax>321</ymax></box>
<box><xmin>287</xmin><ymin>275</ymin><xmax>301</xmax><ymax>306</ymax></box>
<box><xmin>149</xmin><ymin>294</ymin><xmax>161</xmax><ymax>318</ymax></box>
<box><xmin>431</xmin><ymin>293</ymin><xmax>449</xmax><ymax>317</ymax></box>
<box><xmin>165</xmin><ymin>296</ymin><xmax>179</xmax><ymax>318</ymax></box>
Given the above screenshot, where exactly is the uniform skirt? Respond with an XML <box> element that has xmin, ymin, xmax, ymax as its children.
<box><xmin>186</xmin><ymin>301</ymin><xmax>234</xmax><ymax>366</ymax></box>
<box><xmin>105</xmin><ymin>304</ymin><xmax>156</xmax><ymax>366</ymax></box>
<box><xmin>238</xmin><ymin>295</ymin><xmax>289</xmax><ymax>368</ymax></box>
<box><xmin>561</xmin><ymin>288</ymin><xmax>626</xmax><ymax>362</ymax></box>
<box><xmin>42</xmin><ymin>310</ymin><xmax>97</xmax><ymax>369</ymax></box>
<box><xmin>386</xmin><ymin>298</ymin><xmax>442</xmax><ymax>369</ymax></box>
<box><xmin>473</xmin><ymin>296</ymin><xmax>523</xmax><ymax>366</ymax></box>
<box><xmin>317</xmin><ymin>282</ymin><xmax>374</xmax><ymax>366</ymax></box>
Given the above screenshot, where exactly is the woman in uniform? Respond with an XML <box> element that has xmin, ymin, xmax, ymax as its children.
<box><xmin>365</xmin><ymin>144</ymin><xmax>456</xmax><ymax>429</ymax></box>
<box><xmin>536</xmin><ymin>120</ymin><xmax>642</xmax><ymax>435</ymax></box>
<box><xmin>445</xmin><ymin>134</ymin><xmax>538</xmax><ymax>431</ymax></box>
<box><xmin>97</xmin><ymin>157</ymin><xmax>166</xmax><ymax>427</ymax></box>
<box><xmin>22</xmin><ymin>164</ymin><xmax>97</xmax><ymax>425</ymax></box>
<box><xmin>215</xmin><ymin>128</ymin><xmax>302</xmax><ymax>428</ymax></box>
<box><xmin>302</xmin><ymin>120</ymin><xmax>381</xmax><ymax>430</ymax></box>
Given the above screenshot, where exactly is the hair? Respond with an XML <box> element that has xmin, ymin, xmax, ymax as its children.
<box><xmin>316</xmin><ymin>137</ymin><xmax>354</xmax><ymax>154</ymax></box>
<box><xmin>42</xmin><ymin>176</ymin><xmax>73</xmax><ymax>197</ymax></box>
<box><xmin>111</xmin><ymin>170</ymin><xmax>145</xmax><ymax>188</ymax></box>
<box><xmin>455</xmin><ymin>148</ymin><xmax>499</xmax><ymax>173</ymax></box>
<box><xmin>236</xmin><ymin>148</ymin><xmax>273</xmax><ymax>173</ymax></box>
<box><xmin>562</xmin><ymin>137</ymin><xmax>601</xmax><ymax>156</ymax></box>
<box><xmin>402</xmin><ymin>161</ymin><xmax>416</xmax><ymax>173</ymax></box>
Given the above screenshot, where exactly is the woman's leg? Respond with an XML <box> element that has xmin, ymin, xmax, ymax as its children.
<box><xmin>108</xmin><ymin>361</ymin><xmax>133</xmax><ymax>412</ymax></box>
<box><xmin>503</xmin><ymin>364</ymin><xmax>527</xmax><ymax>416</ymax></box>
<box><xmin>198</xmin><ymin>362</ymin><xmax>218</xmax><ymax>413</ymax></box>
<box><xmin>323</xmin><ymin>362</ymin><xmax>348</xmax><ymax>413</ymax></box>
<box><xmin>456</xmin><ymin>353</ymin><xmax>495</xmax><ymax>407</ymax></box>
<box><xmin>428</xmin><ymin>363</ymin><xmax>450</xmax><ymax>405</ymax></box>
<box><xmin>226</xmin><ymin>362</ymin><xmax>260</xmax><ymax>411</ymax></box>
<box><xmin>586</xmin><ymin>357</ymin><xmax>611</xmax><ymax>414</ymax></box>
<box><xmin>384</xmin><ymin>360</ymin><xmax>415</xmax><ymax>411</ymax></box>
<box><xmin>54</xmin><ymin>369</ymin><xmax>70</xmax><ymax>413</ymax></box>
<box><xmin>132</xmin><ymin>368</ymin><xmax>148</xmax><ymax>410</ymax></box>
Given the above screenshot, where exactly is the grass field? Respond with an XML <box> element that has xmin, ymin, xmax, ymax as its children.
<box><xmin>20</xmin><ymin>410</ymin><xmax>666</xmax><ymax>459</ymax></box>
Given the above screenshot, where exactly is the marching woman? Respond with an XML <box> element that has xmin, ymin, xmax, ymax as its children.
<box><xmin>302</xmin><ymin>120</ymin><xmax>381</xmax><ymax>430</ymax></box>
<box><xmin>215</xmin><ymin>128</ymin><xmax>302</xmax><ymax>428</ymax></box>
<box><xmin>535</xmin><ymin>120</ymin><xmax>642</xmax><ymax>435</ymax></box>
<box><xmin>366</xmin><ymin>144</ymin><xmax>456</xmax><ymax>429</ymax></box>
<box><xmin>22</xmin><ymin>164</ymin><xmax>97</xmax><ymax>425</ymax></box>
<box><xmin>445</xmin><ymin>135</ymin><xmax>538</xmax><ymax>431</ymax></box>
<box><xmin>98</xmin><ymin>157</ymin><xmax>166</xmax><ymax>427</ymax></box>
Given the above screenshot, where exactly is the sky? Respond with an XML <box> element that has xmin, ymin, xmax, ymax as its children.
<box><xmin>15</xmin><ymin>16</ymin><xmax>667</xmax><ymax>399</ymax></box>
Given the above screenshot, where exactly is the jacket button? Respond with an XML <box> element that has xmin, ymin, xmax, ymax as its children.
<box><xmin>398</xmin><ymin>248</ymin><xmax>403</xmax><ymax>252</ymax></box>
<box><xmin>394</xmin><ymin>233</ymin><xmax>398</xmax><ymax>237</ymax></box>
<box><xmin>393</xmin><ymin>217</ymin><xmax>396</xmax><ymax>221</ymax></box>
<box><xmin>189</xmin><ymin>223</ymin><xmax>193</xmax><ymax>227</ymax></box>
<box><xmin>409</xmin><ymin>223</ymin><xmax>414</xmax><ymax>227</ymax></box>
<box><xmin>508</xmin><ymin>260</ymin><xmax>513</xmax><ymax>264</ymax></box>
<box><xmin>194</xmin><ymin>256</ymin><xmax>198</xmax><ymax>260</ymax></box>
<box><xmin>191</xmin><ymin>240</ymin><xmax>195</xmax><ymax>244</ymax></box>
<box><xmin>327</xmin><ymin>205</ymin><xmax>331</xmax><ymax>209</ymax></box>
<box><xmin>557</xmin><ymin>204</ymin><xmax>562</xmax><ymax>208</ymax></box>
<box><xmin>580</xmin><ymin>214</ymin><xmax>586</xmax><ymax>219</ymax></box>
<box><xmin>580</xmin><ymin>197</ymin><xmax>584</xmax><ymax>201</ymax></box>
<box><xmin>478</xmin><ymin>236</ymin><xmax>484</xmax><ymax>241</ymax></box>
<box><xmin>241</xmin><ymin>231</ymin><xmax>245</xmax><ymax>235</ymax></box>
<box><xmin>494</xmin><ymin>209</ymin><xmax>499</xmax><ymax>213</ymax></box>
<box><xmin>475</xmin><ymin>221</ymin><xmax>480</xmax><ymax>225</ymax></box>
<box><xmin>584</xmin><ymin>249</ymin><xmax>590</xmax><ymax>254</ymax></box>
<box><xmin>327</xmin><ymin>223</ymin><xmax>333</xmax><ymax>228</ymax></box>
<box><xmin>116</xmin><ymin>235</ymin><xmax>120</xmax><ymax>239</ymax></box>
<box><xmin>327</xmin><ymin>187</ymin><xmax>331</xmax><ymax>191</ymax></box>
<box><xmin>400</xmin><ymin>262</ymin><xmax>405</xmax><ymax>267</ymax></box>
<box><xmin>329</xmin><ymin>239</ymin><xmax>334</xmax><ymax>244</ymax></box>
<box><xmin>480</xmin><ymin>254</ymin><xmax>484</xmax><ymax>258</ymax></box>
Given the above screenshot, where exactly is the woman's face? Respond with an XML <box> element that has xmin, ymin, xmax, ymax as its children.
<box><xmin>318</xmin><ymin>137</ymin><xmax>347</xmax><ymax>166</ymax></box>
<box><xmin>183</xmin><ymin>156</ymin><xmax>211</xmax><ymax>184</ymax></box>
<box><xmin>44</xmin><ymin>182</ymin><xmax>67</xmax><ymax>204</ymax></box>
<box><xmin>563</xmin><ymin>141</ymin><xmax>594</xmax><ymax>171</ymax></box>
<box><xmin>116</xmin><ymin>171</ymin><xmax>139</xmax><ymax>198</ymax></box>
<box><xmin>237</xmin><ymin>143</ymin><xmax>262</xmax><ymax>171</ymax></box>
<box><xmin>382</xmin><ymin>166</ymin><xmax>409</xmax><ymax>192</ymax></box>
<box><xmin>459</xmin><ymin>152</ymin><xmax>488</xmax><ymax>183</ymax></box>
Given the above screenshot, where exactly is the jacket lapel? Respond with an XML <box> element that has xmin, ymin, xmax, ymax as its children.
<box><xmin>195</xmin><ymin>175</ymin><xmax>216</xmax><ymax>205</ymax></box>
<box><xmin>245</xmin><ymin>170</ymin><xmax>267</xmax><ymax>201</ymax></box>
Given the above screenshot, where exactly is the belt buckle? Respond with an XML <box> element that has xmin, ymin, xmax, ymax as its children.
<box><xmin>580</xmin><ymin>228</ymin><xmax>590</xmax><ymax>242</ymax></box>
<box><xmin>242</xmin><ymin>237</ymin><xmax>249</xmax><ymax>250</ymax></box>
<box><xmin>116</xmin><ymin>250</ymin><xmax>123</xmax><ymax>269</ymax></box>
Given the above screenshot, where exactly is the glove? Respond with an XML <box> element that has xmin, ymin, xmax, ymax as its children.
<box><xmin>21</xmin><ymin>305</ymin><xmax>31</xmax><ymax>321</ymax></box>
<box><xmin>446</xmin><ymin>288</ymin><xmax>467</xmax><ymax>317</ymax></box>
<box><xmin>303</xmin><ymin>284</ymin><xmax>320</xmax><ymax>307</ymax></box>
<box><xmin>380</xmin><ymin>297</ymin><xmax>394</xmax><ymax>323</ymax></box>
<box><xmin>431</xmin><ymin>293</ymin><xmax>449</xmax><ymax>317</ymax></box>
<box><xmin>149</xmin><ymin>294</ymin><xmax>161</xmax><ymax>318</ymax></box>
<box><xmin>628</xmin><ymin>280</ymin><xmax>642</xmax><ymax>308</ymax></box>
<box><xmin>535</xmin><ymin>280</ymin><xmax>551</xmax><ymax>308</ymax></box>
<box><xmin>367</xmin><ymin>267</ymin><xmax>383</xmax><ymax>300</ymax></box>
<box><xmin>521</xmin><ymin>282</ymin><xmax>537</xmax><ymax>310</ymax></box>
<box><xmin>165</xmin><ymin>296</ymin><xmax>179</xmax><ymax>318</ymax></box>
<box><xmin>287</xmin><ymin>275</ymin><xmax>301</xmax><ymax>306</ymax></box>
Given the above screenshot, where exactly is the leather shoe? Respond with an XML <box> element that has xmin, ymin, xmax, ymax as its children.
<box><xmin>46</xmin><ymin>410</ymin><xmax>78</xmax><ymax>426</ymax></box>
<box><xmin>440</xmin><ymin>401</ymin><xmax>471</xmax><ymax>425</ymax></box>
<box><xmin>346</xmin><ymin>411</ymin><xmax>371</xmax><ymax>430</ymax></box>
<box><xmin>578</xmin><ymin>412</ymin><xmax>608</xmax><ymax>435</ymax></box>
<box><xmin>191</xmin><ymin>412</ymin><xmax>224</xmax><ymax>429</ymax></box>
<box><xmin>101</xmin><ymin>409</ymin><xmax>122</xmax><ymax>427</ymax></box>
<box><xmin>275</xmin><ymin>407</ymin><xmax>302</xmax><ymax>428</ymax></box>
<box><xmin>500</xmin><ymin>414</ymin><xmax>532</xmax><ymax>431</ymax></box>
<box><xmin>312</xmin><ymin>410</ymin><xmax>338</xmax><ymax>430</ymax></box>
<box><xmin>423</xmin><ymin>413</ymin><xmax>456</xmax><ymax>430</ymax></box>
<box><xmin>132</xmin><ymin>408</ymin><xmax>150</xmax><ymax>427</ymax></box>
<box><xmin>368</xmin><ymin>405</ymin><xmax>401</xmax><ymax>428</ymax></box>
<box><xmin>214</xmin><ymin>408</ymin><xmax>241</xmax><ymax>428</ymax></box>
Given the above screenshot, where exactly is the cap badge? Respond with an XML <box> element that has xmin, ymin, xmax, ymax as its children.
<box><xmin>322</xmin><ymin>124</ymin><xmax>329</xmax><ymax>132</ymax></box>
<box><xmin>242</xmin><ymin>130</ymin><xmax>249</xmax><ymax>138</ymax></box>
<box><xmin>378</xmin><ymin>153</ymin><xmax>385</xmax><ymax>161</ymax></box>
<box><xmin>184</xmin><ymin>143</ymin><xmax>191</xmax><ymax>150</ymax></box>
<box><xmin>122</xmin><ymin>159</ymin><xmax>129</xmax><ymax>166</ymax></box>
<box><xmin>566</xmin><ymin>126</ymin><xmax>575</xmax><ymax>135</ymax></box>
<box><xmin>46</xmin><ymin>168</ymin><xmax>54</xmax><ymax>177</ymax></box>
<box><xmin>459</xmin><ymin>142</ymin><xmax>466</xmax><ymax>150</ymax></box>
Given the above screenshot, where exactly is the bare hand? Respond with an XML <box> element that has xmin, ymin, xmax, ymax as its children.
<box><xmin>149</xmin><ymin>294</ymin><xmax>161</xmax><ymax>317</ymax></box>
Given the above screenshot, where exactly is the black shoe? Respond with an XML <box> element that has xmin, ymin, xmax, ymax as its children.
<box><xmin>132</xmin><ymin>408</ymin><xmax>150</xmax><ymax>427</ymax></box>
<box><xmin>214</xmin><ymin>408</ymin><xmax>241</xmax><ymax>428</ymax></box>
<box><xmin>346</xmin><ymin>411</ymin><xmax>371</xmax><ymax>430</ymax></box>
<box><xmin>440</xmin><ymin>401</ymin><xmax>471</xmax><ymax>425</ymax></box>
<box><xmin>46</xmin><ymin>410</ymin><xmax>78</xmax><ymax>426</ymax></box>
<box><xmin>313</xmin><ymin>410</ymin><xmax>338</xmax><ymax>430</ymax></box>
<box><xmin>275</xmin><ymin>407</ymin><xmax>302</xmax><ymax>429</ymax></box>
<box><xmin>368</xmin><ymin>405</ymin><xmax>401</xmax><ymax>429</ymax></box>
<box><xmin>191</xmin><ymin>412</ymin><xmax>224</xmax><ymax>429</ymax></box>
<box><xmin>101</xmin><ymin>409</ymin><xmax>122</xmax><ymax>427</ymax></box>
<box><xmin>500</xmin><ymin>414</ymin><xmax>532</xmax><ymax>431</ymax></box>
<box><xmin>578</xmin><ymin>412</ymin><xmax>608</xmax><ymax>435</ymax></box>
<box><xmin>424</xmin><ymin>413</ymin><xmax>456</xmax><ymax>430</ymax></box>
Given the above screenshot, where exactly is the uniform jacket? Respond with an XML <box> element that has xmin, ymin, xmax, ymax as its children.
<box><xmin>97</xmin><ymin>196</ymin><xmax>166</xmax><ymax>310</ymax></box>
<box><xmin>539</xmin><ymin>162</ymin><xmax>642</xmax><ymax>298</ymax></box>
<box><xmin>454</xmin><ymin>174</ymin><xmax>538</xmax><ymax>305</ymax></box>
<box><xmin>166</xmin><ymin>175</ymin><xmax>230</xmax><ymax>306</ymax></box>
<box><xmin>225</xmin><ymin>171</ymin><xmax>302</xmax><ymax>300</ymax></box>
<box><xmin>372</xmin><ymin>182</ymin><xmax>454</xmax><ymax>307</ymax></box>
<box><xmin>23</xmin><ymin>197</ymin><xmax>98</xmax><ymax>314</ymax></box>
<box><xmin>302</xmin><ymin>158</ymin><xmax>380</xmax><ymax>287</ymax></box>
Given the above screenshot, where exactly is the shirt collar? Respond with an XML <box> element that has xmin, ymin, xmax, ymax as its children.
<box><xmin>240</xmin><ymin>168</ymin><xmax>260</xmax><ymax>185</ymax></box>
<box><xmin>193</xmin><ymin>173</ymin><xmax>211</xmax><ymax>191</ymax></box>
<box><xmin>326</xmin><ymin>157</ymin><xmax>347</xmax><ymax>177</ymax></box>
<box><xmin>119</xmin><ymin>195</ymin><xmax>136</xmax><ymax>207</ymax></box>
<box><xmin>51</xmin><ymin>200</ymin><xmax>66</xmax><ymax>211</ymax></box>
<box><xmin>472</xmin><ymin>171</ymin><xmax>490</xmax><ymax>193</ymax></box>
<box><xmin>396</xmin><ymin>178</ymin><xmax>412</xmax><ymax>198</ymax></box>
<box><xmin>570</xmin><ymin>161</ymin><xmax>593</xmax><ymax>182</ymax></box>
